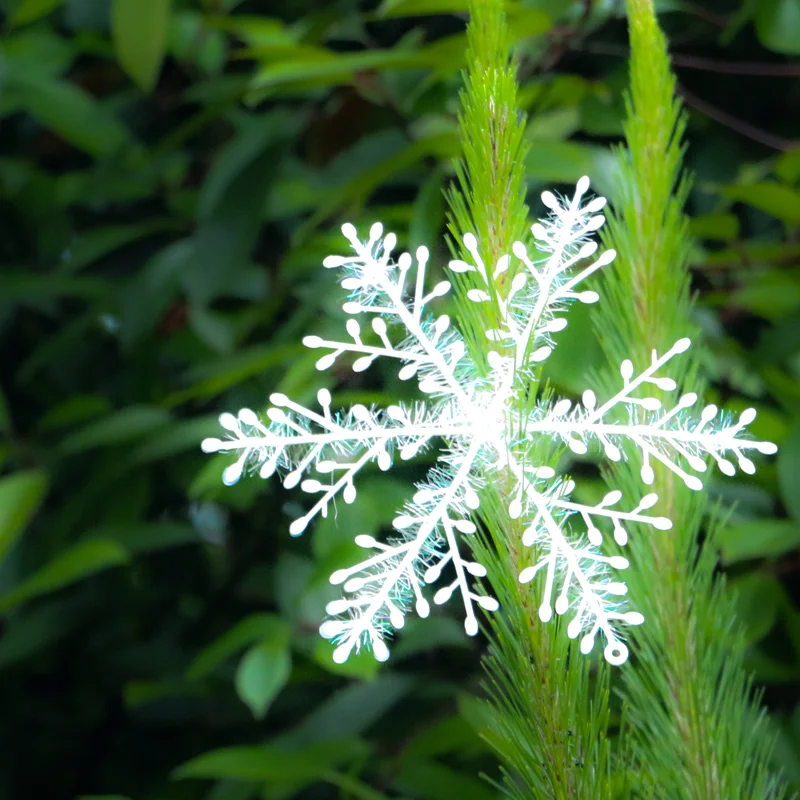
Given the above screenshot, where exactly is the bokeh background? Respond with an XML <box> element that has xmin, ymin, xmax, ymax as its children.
<box><xmin>0</xmin><ymin>0</ymin><xmax>799</xmax><ymax>797</ymax></box>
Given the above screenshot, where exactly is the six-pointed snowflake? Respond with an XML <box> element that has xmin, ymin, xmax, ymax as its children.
<box><xmin>202</xmin><ymin>177</ymin><xmax>777</xmax><ymax>666</ymax></box>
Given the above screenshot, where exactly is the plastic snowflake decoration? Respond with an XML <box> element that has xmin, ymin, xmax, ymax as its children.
<box><xmin>202</xmin><ymin>177</ymin><xmax>777</xmax><ymax>666</ymax></box>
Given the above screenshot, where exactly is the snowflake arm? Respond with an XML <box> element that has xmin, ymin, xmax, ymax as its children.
<box><xmin>317</xmin><ymin>222</ymin><xmax>473</xmax><ymax>406</ymax></box>
<box><xmin>449</xmin><ymin>177</ymin><xmax>617</xmax><ymax>367</ymax></box>
<box><xmin>319</xmin><ymin>441</ymin><xmax>495</xmax><ymax>662</ymax></box>
<box><xmin>504</xmin><ymin>450</ymin><xmax>665</xmax><ymax>663</ymax></box>
<box><xmin>526</xmin><ymin>338</ymin><xmax>778</xmax><ymax>491</ymax></box>
<box><xmin>518</xmin><ymin>493</ymin><xmax>645</xmax><ymax>666</ymax></box>
<box><xmin>201</xmin><ymin>392</ymin><xmax>473</xmax><ymax>536</ymax></box>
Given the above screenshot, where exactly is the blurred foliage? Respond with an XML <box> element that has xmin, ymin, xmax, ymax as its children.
<box><xmin>0</xmin><ymin>0</ymin><xmax>798</xmax><ymax>798</ymax></box>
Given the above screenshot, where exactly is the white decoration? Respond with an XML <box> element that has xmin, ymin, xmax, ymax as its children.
<box><xmin>202</xmin><ymin>177</ymin><xmax>777</xmax><ymax>666</ymax></box>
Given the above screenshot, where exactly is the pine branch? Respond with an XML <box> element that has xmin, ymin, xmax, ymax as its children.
<box><xmin>595</xmin><ymin>0</ymin><xmax>789</xmax><ymax>796</ymax></box>
<box><xmin>447</xmin><ymin>1</ymin><xmax>615</xmax><ymax>796</ymax></box>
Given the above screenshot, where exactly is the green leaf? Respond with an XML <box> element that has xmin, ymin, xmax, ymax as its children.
<box><xmin>123</xmin><ymin>679</ymin><xmax>205</xmax><ymax>709</ymax></box>
<box><xmin>203</xmin><ymin>783</ymin><xmax>257</xmax><ymax>800</ymax></box>
<box><xmin>291</xmin><ymin>674</ymin><xmax>413</xmax><ymax>742</ymax></box>
<box><xmin>721</xmin><ymin>182</ymin><xmax>800</xmax><ymax>224</ymax></box>
<box><xmin>409</xmin><ymin>170</ymin><xmax>445</xmax><ymax>255</ymax></box>
<box><xmin>0</xmin><ymin>539</ymin><xmax>129</xmax><ymax>614</ymax></box>
<box><xmin>579</xmin><ymin>92</ymin><xmax>624</xmax><ymax>136</ymax></box>
<box><xmin>391</xmin><ymin>616</ymin><xmax>469</xmax><ymax>661</ymax></box>
<box><xmin>111</xmin><ymin>0</ymin><xmax>172</xmax><ymax>92</ymax></box>
<box><xmin>127</xmin><ymin>416</ymin><xmax>221</xmax><ymax>464</ymax></box>
<box><xmin>187</xmin><ymin>613</ymin><xmax>288</xmax><ymax>679</ymax></box>
<box><xmin>754</xmin><ymin>312</ymin><xmax>800</xmax><ymax>365</ymax></box>
<box><xmin>324</xmin><ymin>773</ymin><xmax>392</xmax><ymax>800</ymax></box>
<box><xmin>198</xmin><ymin>116</ymin><xmax>291</xmax><ymax>220</ymax></box>
<box><xmin>403</xmin><ymin>715</ymin><xmax>488</xmax><ymax>761</ymax></box>
<box><xmin>247</xmin><ymin>28</ymin><xmax>541</xmax><ymax>100</ymax></box>
<box><xmin>84</xmin><ymin>523</ymin><xmax>198</xmax><ymax>555</ymax></box>
<box><xmin>787</xmin><ymin>609</ymin><xmax>800</xmax><ymax>663</ymax></box>
<box><xmin>37</xmin><ymin>395</ymin><xmax>113</xmax><ymax>432</ymax></box>
<box><xmin>59</xmin><ymin>406</ymin><xmax>171</xmax><ymax>455</ymax></box>
<box><xmin>9</xmin><ymin>0</ymin><xmax>65</xmax><ymax>26</ymax></box>
<box><xmin>164</xmin><ymin>343</ymin><xmax>301</xmax><ymax>407</ymax></box>
<box><xmin>170</xmin><ymin>10</ymin><xmax>226</xmax><ymax>75</ymax></box>
<box><xmin>10</xmin><ymin>73</ymin><xmax>131</xmax><ymax>158</ymax></box>
<box><xmin>174</xmin><ymin>740</ymin><xmax>370</xmax><ymax>785</ymax></box>
<box><xmin>312</xmin><ymin>636</ymin><xmax>382</xmax><ymax>681</ymax></box>
<box><xmin>755</xmin><ymin>0</ymin><xmax>800</xmax><ymax>55</ymax></box>
<box><xmin>728</xmin><ymin>572</ymin><xmax>786</xmax><ymax>644</ymax></box>
<box><xmin>205</xmin><ymin>15</ymin><xmax>296</xmax><ymax>48</ymax></box>
<box><xmin>527</xmin><ymin>106</ymin><xmax>581</xmax><ymax>142</ymax></box>
<box><xmin>778</xmin><ymin>423</ymin><xmax>800</xmax><ymax>523</ymax></box>
<box><xmin>730</xmin><ymin>273</ymin><xmax>800</xmax><ymax>321</ymax></box>
<box><xmin>394</xmin><ymin>758</ymin><xmax>497</xmax><ymax>800</ymax></box>
<box><xmin>119</xmin><ymin>239</ymin><xmax>193</xmax><ymax>346</ymax></box>
<box><xmin>187</xmin><ymin>305</ymin><xmax>235</xmax><ymax>354</ymax></box>
<box><xmin>524</xmin><ymin>140</ymin><xmax>613</xmax><ymax>187</ymax></box>
<box><xmin>76</xmin><ymin>796</ymin><xmax>132</xmax><ymax>800</ymax></box>
<box><xmin>183</xmin><ymin>127</ymin><xmax>285</xmax><ymax>305</ymax></box>
<box><xmin>743</xmin><ymin>646</ymin><xmax>800</xmax><ymax>683</ymax></box>
<box><xmin>235</xmin><ymin>635</ymin><xmax>291</xmax><ymax>719</ymax></box>
<box><xmin>765</xmin><ymin>713</ymin><xmax>800</xmax><ymax>785</ymax></box>
<box><xmin>0</xmin><ymin>385</ymin><xmax>10</xmax><ymax>434</ymax></box>
<box><xmin>248</xmin><ymin>49</ymin><xmax>439</xmax><ymax>93</ymax></box>
<box><xmin>717</xmin><ymin>519</ymin><xmax>800</xmax><ymax>565</ymax></box>
<box><xmin>0</xmin><ymin>597</ymin><xmax>86</xmax><ymax>669</ymax></box>
<box><xmin>1</xmin><ymin>27</ymin><xmax>73</xmax><ymax>79</ymax></box>
<box><xmin>59</xmin><ymin>221</ymin><xmax>180</xmax><ymax>275</ymax></box>
<box><xmin>0</xmin><ymin>272</ymin><xmax>109</xmax><ymax>303</ymax></box>
<box><xmin>377</xmin><ymin>0</ymin><xmax>472</xmax><ymax>16</ymax></box>
<box><xmin>776</xmin><ymin>148</ymin><xmax>800</xmax><ymax>186</ymax></box>
<box><xmin>688</xmin><ymin>213</ymin><xmax>740</xmax><ymax>242</ymax></box>
<box><xmin>15</xmin><ymin>315</ymin><xmax>94</xmax><ymax>386</ymax></box>
<box><xmin>299</xmin><ymin>132</ymin><xmax>459</xmax><ymax>239</ymax></box>
<box><xmin>0</xmin><ymin>470</ymin><xmax>49</xmax><ymax>565</ymax></box>
<box><xmin>377</xmin><ymin>0</ymin><xmax>552</xmax><ymax>39</ymax></box>
<box><xmin>173</xmin><ymin>746</ymin><xmax>324</xmax><ymax>782</ymax></box>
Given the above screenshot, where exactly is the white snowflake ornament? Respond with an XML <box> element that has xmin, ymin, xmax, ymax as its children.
<box><xmin>202</xmin><ymin>177</ymin><xmax>777</xmax><ymax>666</ymax></box>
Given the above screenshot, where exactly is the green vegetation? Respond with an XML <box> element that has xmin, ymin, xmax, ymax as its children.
<box><xmin>0</xmin><ymin>0</ymin><xmax>798</xmax><ymax>797</ymax></box>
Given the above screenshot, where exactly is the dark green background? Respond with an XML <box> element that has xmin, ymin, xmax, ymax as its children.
<box><xmin>0</xmin><ymin>0</ymin><xmax>798</xmax><ymax>797</ymax></box>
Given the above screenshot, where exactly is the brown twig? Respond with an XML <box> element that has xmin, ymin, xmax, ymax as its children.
<box><xmin>671</xmin><ymin>53</ymin><xmax>800</xmax><ymax>77</ymax></box>
<box><xmin>694</xmin><ymin>253</ymin><xmax>800</xmax><ymax>272</ymax></box>
<box><xmin>579</xmin><ymin>41</ymin><xmax>800</xmax><ymax>77</ymax></box>
<box><xmin>570</xmin><ymin>41</ymin><xmax>799</xmax><ymax>150</ymax></box>
<box><xmin>677</xmin><ymin>84</ymin><xmax>799</xmax><ymax>152</ymax></box>
<box><xmin>679</xmin><ymin>2</ymin><xmax>730</xmax><ymax>29</ymax></box>
<box><xmin>519</xmin><ymin>0</ymin><xmax>593</xmax><ymax>80</ymax></box>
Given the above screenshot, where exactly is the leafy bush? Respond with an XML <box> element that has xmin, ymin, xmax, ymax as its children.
<box><xmin>0</xmin><ymin>0</ymin><xmax>798</xmax><ymax>797</ymax></box>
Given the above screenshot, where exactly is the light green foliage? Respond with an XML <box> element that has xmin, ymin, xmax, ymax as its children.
<box><xmin>8</xmin><ymin>0</ymin><xmax>64</xmax><ymax>26</ymax></box>
<box><xmin>0</xmin><ymin>539</ymin><xmax>129</xmax><ymax>614</ymax></box>
<box><xmin>595</xmin><ymin>0</ymin><xmax>789</xmax><ymax>796</ymax></box>
<box><xmin>0</xmin><ymin>470</ymin><xmax>48</xmax><ymax>563</ymax></box>
<box><xmin>754</xmin><ymin>0</ymin><xmax>800</xmax><ymax>55</ymax></box>
<box><xmin>235</xmin><ymin>630</ymin><xmax>291</xmax><ymax>719</ymax></box>
<box><xmin>446</xmin><ymin>2</ymin><xmax>614</xmax><ymax>797</ymax></box>
<box><xmin>111</xmin><ymin>0</ymin><xmax>172</xmax><ymax>92</ymax></box>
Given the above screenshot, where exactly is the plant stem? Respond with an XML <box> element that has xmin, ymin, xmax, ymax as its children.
<box><xmin>448</xmin><ymin>1</ymin><xmax>614</xmax><ymax>796</ymax></box>
<box><xmin>596</xmin><ymin>1</ymin><xmax>789</xmax><ymax>795</ymax></box>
